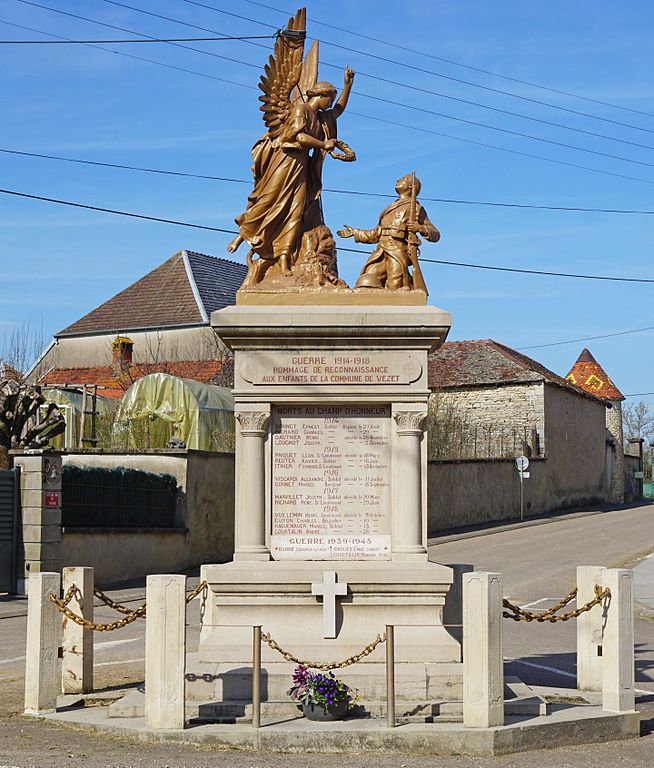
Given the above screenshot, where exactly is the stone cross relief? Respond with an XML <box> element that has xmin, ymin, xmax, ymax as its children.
<box><xmin>311</xmin><ymin>571</ymin><xmax>348</xmax><ymax>639</ymax></box>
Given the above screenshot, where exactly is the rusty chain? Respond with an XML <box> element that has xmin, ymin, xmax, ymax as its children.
<box><xmin>261</xmin><ymin>630</ymin><xmax>386</xmax><ymax>671</ymax></box>
<box><xmin>502</xmin><ymin>584</ymin><xmax>610</xmax><ymax>623</ymax></box>
<box><xmin>48</xmin><ymin>580</ymin><xmax>208</xmax><ymax>632</ymax></box>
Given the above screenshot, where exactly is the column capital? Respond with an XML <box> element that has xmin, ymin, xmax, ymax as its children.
<box><xmin>393</xmin><ymin>410</ymin><xmax>427</xmax><ymax>434</ymax></box>
<box><xmin>236</xmin><ymin>411</ymin><xmax>270</xmax><ymax>434</ymax></box>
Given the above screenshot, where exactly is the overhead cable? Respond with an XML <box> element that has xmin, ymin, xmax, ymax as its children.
<box><xmin>6</xmin><ymin>146</ymin><xmax>654</xmax><ymax>215</ymax></box>
<box><xmin>0</xmin><ymin>34</ymin><xmax>275</xmax><ymax>43</ymax></box>
<box><xmin>4</xmin><ymin>187</ymin><xmax>654</xmax><ymax>284</ymax></box>
<box><xmin>241</xmin><ymin>0</ymin><xmax>654</xmax><ymax>121</ymax></box>
<box><xmin>185</xmin><ymin>0</ymin><xmax>654</xmax><ymax>135</ymax></box>
<box><xmin>517</xmin><ymin>325</ymin><xmax>654</xmax><ymax>350</ymax></box>
<box><xmin>102</xmin><ymin>0</ymin><xmax>654</xmax><ymax>154</ymax></box>
<box><xmin>8</xmin><ymin>11</ymin><xmax>654</xmax><ymax>187</ymax></box>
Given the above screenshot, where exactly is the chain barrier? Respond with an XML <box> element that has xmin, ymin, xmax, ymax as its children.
<box><xmin>502</xmin><ymin>583</ymin><xmax>610</xmax><ymax>623</ymax></box>
<box><xmin>261</xmin><ymin>630</ymin><xmax>386</xmax><ymax>671</ymax></box>
<box><xmin>48</xmin><ymin>580</ymin><xmax>208</xmax><ymax>632</ymax></box>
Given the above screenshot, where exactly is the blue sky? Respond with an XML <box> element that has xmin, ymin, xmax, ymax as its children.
<box><xmin>2</xmin><ymin>0</ymin><xmax>654</xmax><ymax>402</ymax></box>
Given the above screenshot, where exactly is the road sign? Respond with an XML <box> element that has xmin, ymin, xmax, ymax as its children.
<box><xmin>515</xmin><ymin>456</ymin><xmax>530</xmax><ymax>471</ymax></box>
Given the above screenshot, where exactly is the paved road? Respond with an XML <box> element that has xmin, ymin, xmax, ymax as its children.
<box><xmin>0</xmin><ymin>502</ymin><xmax>653</xmax><ymax>767</ymax></box>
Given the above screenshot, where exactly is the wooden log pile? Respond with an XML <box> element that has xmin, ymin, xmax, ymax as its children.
<box><xmin>0</xmin><ymin>378</ymin><xmax>65</xmax><ymax>469</ymax></box>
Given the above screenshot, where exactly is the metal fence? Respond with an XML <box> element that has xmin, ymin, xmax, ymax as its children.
<box><xmin>427</xmin><ymin>418</ymin><xmax>540</xmax><ymax>461</ymax></box>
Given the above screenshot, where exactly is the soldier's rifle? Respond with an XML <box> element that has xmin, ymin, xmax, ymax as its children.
<box><xmin>407</xmin><ymin>171</ymin><xmax>428</xmax><ymax>295</ymax></box>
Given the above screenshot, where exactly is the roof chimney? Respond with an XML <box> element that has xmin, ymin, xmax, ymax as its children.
<box><xmin>112</xmin><ymin>336</ymin><xmax>133</xmax><ymax>376</ymax></box>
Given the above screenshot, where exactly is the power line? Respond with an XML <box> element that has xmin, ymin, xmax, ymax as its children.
<box><xmin>7</xmin><ymin>12</ymin><xmax>654</xmax><ymax>188</ymax></box>
<box><xmin>517</xmin><ymin>325</ymin><xmax>654</xmax><ymax>350</ymax></box>
<box><xmin>624</xmin><ymin>392</ymin><xmax>654</xmax><ymax>398</ymax></box>
<box><xmin>187</xmin><ymin>0</ymin><xmax>654</xmax><ymax>136</ymax></box>
<box><xmin>7</xmin><ymin>146</ymin><xmax>654</xmax><ymax>215</ymax></box>
<box><xmin>102</xmin><ymin>0</ymin><xmax>654</xmax><ymax>154</ymax></box>
<box><xmin>415</xmin><ymin>255</ymin><xmax>654</xmax><ymax>284</ymax></box>
<box><xmin>0</xmin><ymin>18</ymin><xmax>257</xmax><ymax>90</ymax></box>
<box><xmin>0</xmin><ymin>34</ymin><xmax>275</xmax><ymax>44</ymax></box>
<box><xmin>13</xmin><ymin>0</ymin><xmax>264</xmax><ymax>72</ymax></box>
<box><xmin>0</xmin><ymin>186</ymin><xmax>238</xmax><ymax>234</ymax></box>
<box><xmin>4</xmin><ymin>185</ymin><xmax>654</xmax><ymax>285</ymax></box>
<box><xmin>355</xmin><ymin>90</ymin><xmax>654</xmax><ymax>172</ymax></box>
<box><xmin>242</xmin><ymin>0</ymin><xmax>654</xmax><ymax>121</ymax></box>
<box><xmin>87</xmin><ymin>2</ymin><xmax>654</xmax><ymax>175</ymax></box>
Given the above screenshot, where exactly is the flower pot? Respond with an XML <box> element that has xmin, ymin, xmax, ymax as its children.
<box><xmin>301</xmin><ymin>700</ymin><xmax>349</xmax><ymax>721</ymax></box>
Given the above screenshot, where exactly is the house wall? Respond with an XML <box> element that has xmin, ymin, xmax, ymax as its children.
<box><xmin>606</xmin><ymin>399</ymin><xmax>625</xmax><ymax>503</ymax></box>
<box><xmin>624</xmin><ymin>453</ymin><xmax>643</xmax><ymax>503</ymax></box>
<box><xmin>542</xmin><ymin>384</ymin><xmax>607</xmax><ymax>508</ymax></box>
<box><xmin>433</xmin><ymin>381</ymin><xmax>545</xmax><ymax>454</ymax></box>
<box><xmin>31</xmin><ymin>326</ymin><xmax>227</xmax><ymax>378</ymax></box>
<box><xmin>428</xmin><ymin>383</ymin><xmax>609</xmax><ymax>532</ymax></box>
<box><xmin>59</xmin><ymin>450</ymin><xmax>234</xmax><ymax>584</ymax></box>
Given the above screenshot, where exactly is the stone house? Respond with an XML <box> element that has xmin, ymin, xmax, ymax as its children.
<box><xmin>426</xmin><ymin>339</ymin><xmax>612</xmax><ymax>531</ymax></box>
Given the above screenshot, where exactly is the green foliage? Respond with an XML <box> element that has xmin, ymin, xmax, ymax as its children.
<box><xmin>62</xmin><ymin>464</ymin><xmax>178</xmax><ymax>528</ymax></box>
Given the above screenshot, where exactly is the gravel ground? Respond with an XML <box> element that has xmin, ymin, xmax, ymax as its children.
<box><xmin>1</xmin><ymin>659</ymin><xmax>653</xmax><ymax>767</ymax></box>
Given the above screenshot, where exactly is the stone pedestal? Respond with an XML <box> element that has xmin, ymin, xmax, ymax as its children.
<box><xmin>202</xmin><ymin>304</ymin><xmax>456</xmax><ymax>703</ymax></box>
<box><xmin>13</xmin><ymin>452</ymin><xmax>62</xmax><ymax>594</ymax></box>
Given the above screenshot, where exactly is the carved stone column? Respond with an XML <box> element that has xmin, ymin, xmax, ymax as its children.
<box><xmin>392</xmin><ymin>410</ymin><xmax>428</xmax><ymax>559</ymax></box>
<box><xmin>234</xmin><ymin>410</ymin><xmax>270</xmax><ymax>561</ymax></box>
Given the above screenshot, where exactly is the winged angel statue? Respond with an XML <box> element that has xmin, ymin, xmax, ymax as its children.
<box><xmin>227</xmin><ymin>8</ymin><xmax>355</xmax><ymax>290</ymax></box>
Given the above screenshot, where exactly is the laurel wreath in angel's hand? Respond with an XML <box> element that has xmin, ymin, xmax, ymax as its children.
<box><xmin>329</xmin><ymin>140</ymin><xmax>356</xmax><ymax>162</ymax></box>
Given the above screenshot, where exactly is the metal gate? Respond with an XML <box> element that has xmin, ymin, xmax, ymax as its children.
<box><xmin>0</xmin><ymin>468</ymin><xmax>19</xmax><ymax>594</ymax></box>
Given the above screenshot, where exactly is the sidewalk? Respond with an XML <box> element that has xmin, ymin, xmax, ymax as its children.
<box><xmin>634</xmin><ymin>552</ymin><xmax>654</xmax><ymax>618</ymax></box>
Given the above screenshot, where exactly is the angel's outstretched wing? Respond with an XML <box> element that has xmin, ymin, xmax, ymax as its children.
<box><xmin>292</xmin><ymin>39</ymin><xmax>318</xmax><ymax>104</ymax></box>
<box><xmin>258</xmin><ymin>7</ymin><xmax>306</xmax><ymax>139</ymax></box>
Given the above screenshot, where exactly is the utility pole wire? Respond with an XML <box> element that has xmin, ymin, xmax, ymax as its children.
<box><xmin>6</xmin><ymin>12</ymin><xmax>654</xmax><ymax>188</ymax></box>
<box><xmin>517</xmin><ymin>325</ymin><xmax>654</xmax><ymax>350</ymax></box>
<box><xmin>3</xmin><ymin>186</ymin><xmax>654</xmax><ymax>283</ymax></box>
<box><xmin>6</xmin><ymin>147</ymin><xmax>654</xmax><ymax>215</ymax></box>
<box><xmin>0</xmin><ymin>35</ymin><xmax>275</xmax><ymax>44</ymax></box>
<box><xmin>242</xmin><ymin>0</ymin><xmax>654</xmax><ymax>121</ymax></box>
<box><xmin>184</xmin><ymin>0</ymin><xmax>654</xmax><ymax>135</ymax></box>
<box><xmin>101</xmin><ymin>0</ymin><xmax>654</xmax><ymax>155</ymax></box>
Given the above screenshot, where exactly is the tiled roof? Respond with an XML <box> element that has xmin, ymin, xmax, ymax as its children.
<box><xmin>57</xmin><ymin>250</ymin><xmax>246</xmax><ymax>337</ymax></box>
<box><xmin>565</xmin><ymin>348</ymin><xmax>625</xmax><ymax>401</ymax></box>
<box><xmin>0</xmin><ymin>361</ymin><xmax>22</xmax><ymax>381</ymax></box>
<box><xmin>39</xmin><ymin>360</ymin><xmax>226</xmax><ymax>399</ymax></box>
<box><xmin>186</xmin><ymin>251</ymin><xmax>247</xmax><ymax>315</ymax></box>
<box><xmin>428</xmin><ymin>339</ymin><xmax>602</xmax><ymax>402</ymax></box>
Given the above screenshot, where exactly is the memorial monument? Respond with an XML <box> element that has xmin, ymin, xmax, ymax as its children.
<box><xmin>198</xmin><ymin>7</ymin><xmax>459</xmax><ymax>708</ymax></box>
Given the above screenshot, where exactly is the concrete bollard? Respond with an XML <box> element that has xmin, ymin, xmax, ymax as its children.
<box><xmin>463</xmin><ymin>572</ymin><xmax>504</xmax><ymax>728</ymax></box>
<box><xmin>602</xmin><ymin>568</ymin><xmax>635</xmax><ymax>713</ymax></box>
<box><xmin>145</xmin><ymin>574</ymin><xmax>186</xmax><ymax>729</ymax></box>
<box><xmin>576</xmin><ymin>565</ymin><xmax>606</xmax><ymax>692</ymax></box>
<box><xmin>24</xmin><ymin>571</ymin><xmax>61</xmax><ymax>714</ymax></box>
<box><xmin>61</xmin><ymin>566</ymin><xmax>94</xmax><ymax>694</ymax></box>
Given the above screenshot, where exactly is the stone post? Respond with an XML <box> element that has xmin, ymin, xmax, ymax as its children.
<box><xmin>234</xmin><ymin>409</ymin><xmax>271</xmax><ymax>561</ymax></box>
<box><xmin>145</xmin><ymin>574</ymin><xmax>186</xmax><ymax>729</ymax></box>
<box><xmin>392</xmin><ymin>408</ymin><xmax>428</xmax><ymax>559</ymax></box>
<box><xmin>602</xmin><ymin>568</ymin><xmax>635</xmax><ymax>713</ymax></box>
<box><xmin>576</xmin><ymin>565</ymin><xmax>606</xmax><ymax>692</ymax></box>
<box><xmin>13</xmin><ymin>453</ymin><xmax>62</xmax><ymax>594</ymax></box>
<box><xmin>463</xmin><ymin>572</ymin><xmax>504</xmax><ymax>728</ymax></box>
<box><xmin>24</xmin><ymin>571</ymin><xmax>60</xmax><ymax>714</ymax></box>
<box><xmin>61</xmin><ymin>566</ymin><xmax>94</xmax><ymax>694</ymax></box>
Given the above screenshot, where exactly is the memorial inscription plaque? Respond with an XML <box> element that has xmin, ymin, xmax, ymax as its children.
<box><xmin>270</xmin><ymin>404</ymin><xmax>391</xmax><ymax>560</ymax></box>
<box><xmin>240</xmin><ymin>351</ymin><xmax>422</xmax><ymax>386</ymax></box>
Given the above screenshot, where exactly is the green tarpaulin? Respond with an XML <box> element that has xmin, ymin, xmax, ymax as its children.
<box><xmin>115</xmin><ymin>373</ymin><xmax>234</xmax><ymax>451</ymax></box>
